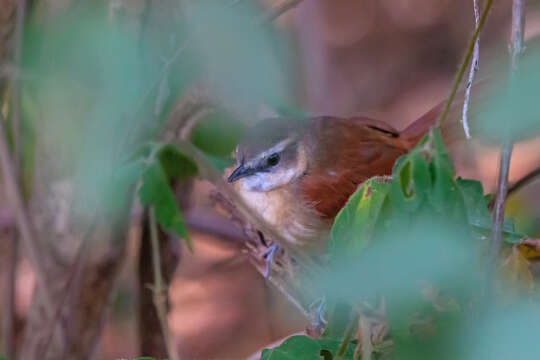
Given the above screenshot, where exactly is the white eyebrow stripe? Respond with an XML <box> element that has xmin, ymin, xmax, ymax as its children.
<box><xmin>256</xmin><ymin>138</ymin><xmax>294</xmax><ymax>160</ymax></box>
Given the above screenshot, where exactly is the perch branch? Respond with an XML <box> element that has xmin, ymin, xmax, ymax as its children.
<box><xmin>0</xmin><ymin>113</ymin><xmax>54</xmax><ymax>316</ymax></box>
<box><xmin>150</xmin><ymin>207</ymin><xmax>181</xmax><ymax>360</ymax></box>
<box><xmin>437</xmin><ymin>0</ymin><xmax>493</xmax><ymax>127</ymax></box>
<box><xmin>461</xmin><ymin>0</ymin><xmax>481</xmax><ymax>139</ymax></box>
<box><xmin>489</xmin><ymin>0</ymin><xmax>526</xmax><ymax>282</ymax></box>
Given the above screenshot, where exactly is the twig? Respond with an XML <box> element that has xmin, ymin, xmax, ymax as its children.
<box><xmin>150</xmin><ymin>207</ymin><xmax>181</xmax><ymax>360</ymax></box>
<box><xmin>489</xmin><ymin>0</ymin><xmax>526</xmax><ymax>285</ymax></box>
<box><xmin>507</xmin><ymin>166</ymin><xmax>540</xmax><ymax>197</ymax></box>
<box><xmin>2</xmin><ymin>2</ymin><xmax>27</xmax><ymax>355</ymax></box>
<box><xmin>2</xmin><ymin>232</ymin><xmax>17</xmax><ymax>360</ymax></box>
<box><xmin>461</xmin><ymin>0</ymin><xmax>481</xmax><ymax>140</ymax></box>
<box><xmin>11</xmin><ymin>0</ymin><xmax>26</xmax><ymax>166</ymax></box>
<box><xmin>437</xmin><ymin>0</ymin><xmax>493</xmax><ymax>127</ymax></box>
<box><xmin>260</xmin><ymin>0</ymin><xmax>306</xmax><ymax>23</ymax></box>
<box><xmin>335</xmin><ymin>314</ymin><xmax>357</xmax><ymax>360</ymax></box>
<box><xmin>0</xmin><ymin>113</ymin><xmax>54</xmax><ymax>316</ymax></box>
<box><xmin>359</xmin><ymin>315</ymin><xmax>373</xmax><ymax>360</ymax></box>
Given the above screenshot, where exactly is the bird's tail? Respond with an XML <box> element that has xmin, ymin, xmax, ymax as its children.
<box><xmin>400</xmin><ymin>81</ymin><xmax>489</xmax><ymax>147</ymax></box>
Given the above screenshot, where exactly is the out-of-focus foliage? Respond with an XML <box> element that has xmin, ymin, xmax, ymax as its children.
<box><xmin>475</xmin><ymin>48</ymin><xmax>540</xmax><ymax>142</ymax></box>
<box><xmin>22</xmin><ymin>3</ymin><xmax>153</xmax><ymax>224</ymax></box>
<box><xmin>183</xmin><ymin>0</ymin><xmax>294</xmax><ymax>116</ymax></box>
<box><xmin>264</xmin><ymin>129</ymin><xmax>535</xmax><ymax>359</ymax></box>
<box><xmin>459</xmin><ymin>305</ymin><xmax>540</xmax><ymax>359</ymax></box>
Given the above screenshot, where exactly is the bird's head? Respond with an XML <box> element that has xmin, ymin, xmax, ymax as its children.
<box><xmin>227</xmin><ymin>118</ymin><xmax>309</xmax><ymax>192</ymax></box>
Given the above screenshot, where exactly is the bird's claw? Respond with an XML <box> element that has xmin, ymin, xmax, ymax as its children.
<box><xmin>262</xmin><ymin>243</ymin><xmax>279</xmax><ymax>278</ymax></box>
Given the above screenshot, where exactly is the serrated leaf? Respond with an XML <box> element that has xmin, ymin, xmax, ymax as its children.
<box><xmin>329</xmin><ymin>178</ymin><xmax>391</xmax><ymax>260</ymax></box>
<box><xmin>138</xmin><ymin>162</ymin><xmax>191</xmax><ymax>249</ymax></box>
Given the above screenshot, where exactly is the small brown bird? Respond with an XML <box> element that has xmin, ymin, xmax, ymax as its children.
<box><xmin>227</xmin><ymin>107</ymin><xmax>457</xmax><ymax>250</ymax></box>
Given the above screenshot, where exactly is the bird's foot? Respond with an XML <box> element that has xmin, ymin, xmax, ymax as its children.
<box><xmin>261</xmin><ymin>243</ymin><xmax>279</xmax><ymax>278</ymax></box>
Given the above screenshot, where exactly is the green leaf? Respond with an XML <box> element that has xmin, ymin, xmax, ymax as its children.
<box><xmin>260</xmin><ymin>336</ymin><xmax>321</xmax><ymax>360</ymax></box>
<box><xmin>158</xmin><ymin>144</ymin><xmax>198</xmax><ymax>180</ymax></box>
<box><xmin>191</xmin><ymin>111</ymin><xmax>244</xmax><ymax>158</ymax></box>
<box><xmin>317</xmin><ymin>338</ymin><xmax>356</xmax><ymax>359</ymax></box>
<box><xmin>456</xmin><ymin>178</ymin><xmax>525</xmax><ymax>244</ymax></box>
<box><xmin>428</xmin><ymin>128</ymin><xmax>459</xmax><ymax>212</ymax></box>
<box><xmin>329</xmin><ymin>178</ymin><xmax>391</xmax><ymax>259</ymax></box>
<box><xmin>323</xmin><ymin>302</ymin><xmax>354</xmax><ymax>339</ymax></box>
<box><xmin>390</xmin><ymin>150</ymin><xmax>431</xmax><ymax>212</ymax></box>
<box><xmin>261</xmin><ymin>335</ymin><xmax>355</xmax><ymax>360</ymax></box>
<box><xmin>474</xmin><ymin>47</ymin><xmax>540</xmax><ymax>142</ymax></box>
<box><xmin>138</xmin><ymin>162</ymin><xmax>191</xmax><ymax>249</ymax></box>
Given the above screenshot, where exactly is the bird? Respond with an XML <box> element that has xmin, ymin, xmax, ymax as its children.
<box><xmin>226</xmin><ymin>105</ymin><xmax>461</xmax><ymax>252</ymax></box>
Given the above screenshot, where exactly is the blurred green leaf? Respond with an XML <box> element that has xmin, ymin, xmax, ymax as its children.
<box><xmin>460</xmin><ymin>305</ymin><xmax>540</xmax><ymax>360</ymax></box>
<box><xmin>184</xmin><ymin>1</ymin><xmax>293</xmax><ymax>114</ymax></box>
<box><xmin>138</xmin><ymin>162</ymin><xmax>191</xmax><ymax>249</ymax></box>
<box><xmin>191</xmin><ymin>112</ymin><xmax>244</xmax><ymax>158</ymax></box>
<box><xmin>475</xmin><ymin>48</ymin><xmax>540</xmax><ymax>142</ymax></box>
<box><xmin>158</xmin><ymin>144</ymin><xmax>198</xmax><ymax>180</ymax></box>
<box><xmin>323</xmin><ymin>302</ymin><xmax>354</xmax><ymax>339</ymax></box>
<box><xmin>260</xmin><ymin>335</ymin><xmax>355</xmax><ymax>360</ymax></box>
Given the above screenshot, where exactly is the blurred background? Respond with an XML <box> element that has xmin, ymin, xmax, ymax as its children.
<box><xmin>0</xmin><ymin>0</ymin><xmax>539</xmax><ymax>359</ymax></box>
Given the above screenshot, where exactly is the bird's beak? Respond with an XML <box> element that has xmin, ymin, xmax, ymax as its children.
<box><xmin>227</xmin><ymin>164</ymin><xmax>255</xmax><ymax>183</ymax></box>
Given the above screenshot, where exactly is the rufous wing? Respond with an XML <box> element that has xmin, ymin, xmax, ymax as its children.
<box><xmin>300</xmin><ymin>117</ymin><xmax>410</xmax><ymax>219</ymax></box>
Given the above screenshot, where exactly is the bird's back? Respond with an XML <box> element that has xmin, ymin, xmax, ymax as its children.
<box><xmin>299</xmin><ymin>116</ymin><xmax>413</xmax><ymax>219</ymax></box>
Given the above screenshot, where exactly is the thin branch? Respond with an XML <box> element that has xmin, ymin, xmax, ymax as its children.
<box><xmin>2</xmin><ymin>232</ymin><xmax>17</xmax><ymax>360</ymax></box>
<box><xmin>11</xmin><ymin>0</ymin><xmax>26</xmax><ymax>166</ymax></box>
<box><xmin>489</xmin><ymin>141</ymin><xmax>513</xmax><ymax>274</ymax></box>
<box><xmin>510</xmin><ymin>0</ymin><xmax>526</xmax><ymax>72</ymax></box>
<box><xmin>489</xmin><ymin>0</ymin><xmax>526</xmax><ymax>283</ymax></box>
<box><xmin>507</xmin><ymin>166</ymin><xmax>540</xmax><ymax>197</ymax></box>
<box><xmin>437</xmin><ymin>0</ymin><xmax>493</xmax><ymax>127</ymax></box>
<box><xmin>260</xmin><ymin>0</ymin><xmax>305</xmax><ymax>23</ymax></box>
<box><xmin>2</xmin><ymin>2</ymin><xmax>27</xmax><ymax>355</ymax></box>
<box><xmin>335</xmin><ymin>314</ymin><xmax>357</xmax><ymax>360</ymax></box>
<box><xmin>461</xmin><ymin>0</ymin><xmax>481</xmax><ymax>139</ymax></box>
<box><xmin>150</xmin><ymin>207</ymin><xmax>181</xmax><ymax>360</ymax></box>
<box><xmin>0</xmin><ymin>113</ymin><xmax>54</xmax><ymax>316</ymax></box>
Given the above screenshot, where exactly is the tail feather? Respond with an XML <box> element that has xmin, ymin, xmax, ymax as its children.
<box><xmin>400</xmin><ymin>80</ymin><xmax>490</xmax><ymax>146</ymax></box>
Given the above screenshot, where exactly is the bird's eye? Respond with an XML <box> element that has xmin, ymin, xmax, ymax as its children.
<box><xmin>267</xmin><ymin>153</ymin><xmax>280</xmax><ymax>166</ymax></box>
